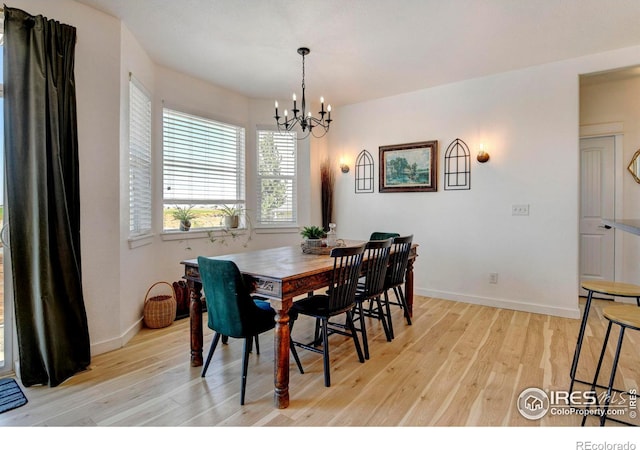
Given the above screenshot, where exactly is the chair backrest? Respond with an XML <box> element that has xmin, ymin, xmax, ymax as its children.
<box><xmin>359</xmin><ymin>238</ymin><xmax>393</xmax><ymax>298</ymax></box>
<box><xmin>197</xmin><ymin>256</ymin><xmax>265</xmax><ymax>338</ymax></box>
<box><xmin>370</xmin><ymin>231</ymin><xmax>400</xmax><ymax>241</ymax></box>
<box><xmin>326</xmin><ymin>243</ymin><xmax>366</xmax><ymax>314</ymax></box>
<box><xmin>386</xmin><ymin>235</ymin><xmax>414</xmax><ymax>288</ymax></box>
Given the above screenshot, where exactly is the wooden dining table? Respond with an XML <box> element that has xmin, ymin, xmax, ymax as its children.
<box><xmin>181</xmin><ymin>240</ymin><xmax>418</xmax><ymax>409</ymax></box>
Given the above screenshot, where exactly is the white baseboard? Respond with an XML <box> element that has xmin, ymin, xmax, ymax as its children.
<box><xmin>416</xmin><ymin>288</ymin><xmax>581</xmax><ymax>319</ymax></box>
<box><xmin>90</xmin><ymin>318</ymin><xmax>143</xmax><ymax>357</ymax></box>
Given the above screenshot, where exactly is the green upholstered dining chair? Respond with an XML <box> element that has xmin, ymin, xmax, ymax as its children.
<box><xmin>369</xmin><ymin>231</ymin><xmax>400</xmax><ymax>241</ymax></box>
<box><xmin>383</xmin><ymin>235</ymin><xmax>414</xmax><ymax>339</ymax></box>
<box><xmin>289</xmin><ymin>243</ymin><xmax>366</xmax><ymax>387</ymax></box>
<box><xmin>197</xmin><ymin>256</ymin><xmax>303</xmax><ymax>405</ymax></box>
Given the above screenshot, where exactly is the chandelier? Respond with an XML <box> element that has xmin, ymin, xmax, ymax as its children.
<box><xmin>274</xmin><ymin>47</ymin><xmax>332</xmax><ymax>138</ymax></box>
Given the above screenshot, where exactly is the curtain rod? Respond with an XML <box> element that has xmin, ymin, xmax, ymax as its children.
<box><xmin>0</xmin><ymin>7</ymin><xmax>77</xmax><ymax>41</ymax></box>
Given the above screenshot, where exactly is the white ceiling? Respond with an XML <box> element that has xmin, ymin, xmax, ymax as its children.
<box><xmin>73</xmin><ymin>0</ymin><xmax>640</xmax><ymax>106</ymax></box>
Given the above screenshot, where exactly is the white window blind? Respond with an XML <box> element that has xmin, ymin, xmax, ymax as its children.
<box><xmin>163</xmin><ymin>108</ymin><xmax>246</xmax><ymax>229</ymax></box>
<box><xmin>129</xmin><ymin>77</ymin><xmax>152</xmax><ymax>237</ymax></box>
<box><xmin>256</xmin><ymin>130</ymin><xmax>297</xmax><ymax>225</ymax></box>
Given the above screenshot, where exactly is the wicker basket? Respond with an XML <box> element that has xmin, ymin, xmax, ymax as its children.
<box><xmin>143</xmin><ymin>281</ymin><xmax>177</xmax><ymax>329</ymax></box>
<box><xmin>301</xmin><ymin>239</ymin><xmax>346</xmax><ymax>255</ymax></box>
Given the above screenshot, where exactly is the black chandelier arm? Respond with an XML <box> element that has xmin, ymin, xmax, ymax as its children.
<box><xmin>275</xmin><ymin>115</ymin><xmax>304</xmax><ymax>133</ymax></box>
<box><xmin>310</xmin><ymin>126</ymin><xmax>329</xmax><ymax>139</ymax></box>
<box><xmin>308</xmin><ymin>116</ymin><xmax>331</xmax><ymax>128</ymax></box>
<box><xmin>275</xmin><ymin>114</ymin><xmax>331</xmax><ymax>132</ymax></box>
<box><xmin>277</xmin><ymin>124</ymin><xmax>328</xmax><ymax>141</ymax></box>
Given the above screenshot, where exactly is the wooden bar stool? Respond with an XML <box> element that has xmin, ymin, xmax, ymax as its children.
<box><xmin>569</xmin><ymin>280</ymin><xmax>640</xmax><ymax>396</ymax></box>
<box><xmin>581</xmin><ymin>304</ymin><xmax>640</xmax><ymax>426</ymax></box>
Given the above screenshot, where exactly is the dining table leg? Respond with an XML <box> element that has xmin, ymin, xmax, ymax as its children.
<box><xmin>187</xmin><ymin>279</ymin><xmax>204</xmax><ymax>367</ymax></box>
<box><xmin>405</xmin><ymin>257</ymin><xmax>415</xmax><ymax>317</ymax></box>
<box><xmin>270</xmin><ymin>297</ymin><xmax>293</xmax><ymax>409</ymax></box>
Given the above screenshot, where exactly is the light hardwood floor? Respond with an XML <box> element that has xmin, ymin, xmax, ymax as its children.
<box><xmin>0</xmin><ymin>296</ymin><xmax>638</xmax><ymax>427</ymax></box>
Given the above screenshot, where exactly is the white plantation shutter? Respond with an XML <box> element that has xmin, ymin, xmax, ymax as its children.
<box><xmin>163</xmin><ymin>108</ymin><xmax>245</xmax><ymax>210</ymax></box>
<box><xmin>257</xmin><ymin>130</ymin><xmax>297</xmax><ymax>225</ymax></box>
<box><xmin>129</xmin><ymin>77</ymin><xmax>152</xmax><ymax>237</ymax></box>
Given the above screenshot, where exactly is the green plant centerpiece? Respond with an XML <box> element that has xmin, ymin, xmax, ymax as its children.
<box><xmin>172</xmin><ymin>205</ymin><xmax>196</xmax><ymax>231</ymax></box>
<box><xmin>301</xmin><ymin>225</ymin><xmax>327</xmax><ymax>248</ymax></box>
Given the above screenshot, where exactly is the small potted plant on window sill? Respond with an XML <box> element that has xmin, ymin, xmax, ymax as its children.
<box><xmin>220</xmin><ymin>204</ymin><xmax>242</xmax><ymax>229</ymax></box>
<box><xmin>172</xmin><ymin>205</ymin><xmax>196</xmax><ymax>231</ymax></box>
<box><xmin>208</xmin><ymin>205</ymin><xmax>254</xmax><ymax>248</ymax></box>
<box><xmin>301</xmin><ymin>225</ymin><xmax>327</xmax><ymax>248</ymax></box>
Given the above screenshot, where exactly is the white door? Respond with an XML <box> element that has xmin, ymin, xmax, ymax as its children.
<box><xmin>579</xmin><ymin>136</ymin><xmax>615</xmax><ymax>297</ymax></box>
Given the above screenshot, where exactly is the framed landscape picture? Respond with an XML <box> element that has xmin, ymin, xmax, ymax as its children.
<box><xmin>379</xmin><ymin>140</ymin><xmax>438</xmax><ymax>192</ymax></box>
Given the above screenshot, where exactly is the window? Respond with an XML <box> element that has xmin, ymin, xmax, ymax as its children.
<box><xmin>256</xmin><ymin>130</ymin><xmax>297</xmax><ymax>226</ymax></box>
<box><xmin>128</xmin><ymin>76</ymin><xmax>152</xmax><ymax>237</ymax></box>
<box><xmin>162</xmin><ymin>108</ymin><xmax>246</xmax><ymax>231</ymax></box>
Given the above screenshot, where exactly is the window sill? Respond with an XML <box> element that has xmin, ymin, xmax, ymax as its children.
<box><xmin>128</xmin><ymin>233</ymin><xmax>154</xmax><ymax>249</ymax></box>
<box><xmin>160</xmin><ymin>226</ymin><xmax>298</xmax><ymax>241</ymax></box>
<box><xmin>161</xmin><ymin>228</ymin><xmax>249</xmax><ymax>241</ymax></box>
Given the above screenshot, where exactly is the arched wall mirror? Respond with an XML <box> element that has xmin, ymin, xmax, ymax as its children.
<box><xmin>629</xmin><ymin>149</ymin><xmax>640</xmax><ymax>183</ymax></box>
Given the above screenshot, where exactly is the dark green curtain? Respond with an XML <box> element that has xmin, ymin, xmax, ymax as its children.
<box><xmin>3</xmin><ymin>6</ymin><xmax>90</xmax><ymax>387</ymax></box>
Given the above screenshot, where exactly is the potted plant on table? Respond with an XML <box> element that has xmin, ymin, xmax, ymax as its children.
<box><xmin>172</xmin><ymin>205</ymin><xmax>196</xmax><ymax>231</ymax></box>
<box><xmin>301</xmin><ymin>225</ymin><xmax>327</xmax><ymax>248</ymax></box>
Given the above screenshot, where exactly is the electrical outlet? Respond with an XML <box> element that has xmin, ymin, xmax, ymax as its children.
<box><xmin>512</xmin><ymin>204</ymin><xmax>530</xmax><ymax>216</ymax></box>
<box><xmin>489</xmin><ymin>272</ymin><xmax>498</xmax><ymax>284</ymax></box>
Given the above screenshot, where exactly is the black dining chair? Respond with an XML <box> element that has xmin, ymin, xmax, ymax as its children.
<box><xmin>197</xmin><ymin>257</ymin><xmax>303</xmax><ymax>405</ymax></box>
<box><xmin>289</xmin><ymin>243</ymin><xmax>366</xmax><ymax>387</ymax></box>
<box><xmin>352</xmin><ymin>238</ymin><xmax>393</xmax><ymax>359</ymax></box>
<box><xmin>382</xmin><ymin>235</ymin><xmax>414</xmax><ymax>339</ymax></box>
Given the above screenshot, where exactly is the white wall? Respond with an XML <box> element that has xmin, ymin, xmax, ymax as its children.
<box><xmin>8</xmin><ymin>1</ymin><xmax>640</xmax><ymax>359</ymax></box>
<box><xmin>580</xmin><ymin>74</ymin><xmax>640</xmax><ymax>286</ymax></box>
<box><xmin>327</xmin><ymin>47</ymin><xmax>640</xmax><ymax>319</ymax></box>
<box><xmin>117</xmin><ymin>23</ymin><xmax>156</xmax><ymax>348</ymax></box>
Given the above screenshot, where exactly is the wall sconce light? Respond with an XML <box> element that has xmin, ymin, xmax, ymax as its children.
<box><xmin>339</xmin><ymin>157</ymin><xmax>350</xmax><ymax>173</ymax></box>
<box><xmin>477</xmin><ymin>143</ymin><xmax>490</xmax><ymax>163</ymax></box>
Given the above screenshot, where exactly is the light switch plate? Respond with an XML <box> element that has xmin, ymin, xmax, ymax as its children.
<box><xmin>512</xmin><ymin>204</ymin><xmax>530</xmax><ymax>216</ymax></box>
